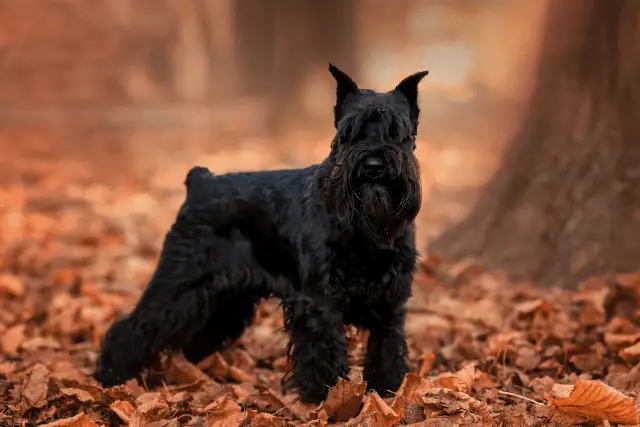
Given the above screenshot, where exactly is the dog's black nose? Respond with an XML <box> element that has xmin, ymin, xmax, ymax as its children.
<box><xmin>362</xmin><ymin>155</ymin><xmax>385</xmax><ymax>177</ymax></box>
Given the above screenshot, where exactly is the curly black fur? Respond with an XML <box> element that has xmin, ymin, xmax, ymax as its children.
<box><xmin>93</xmin><ymin>64</ymin><xmax>429</xmax><ymax>404</ymax></box>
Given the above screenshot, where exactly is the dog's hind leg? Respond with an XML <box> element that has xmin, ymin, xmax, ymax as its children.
<box><xmin>182</xmin><ymin>293</ymin><xmax>261</xmax><ymax>364</ymax></box>
<box><xmin>93</xmin><ymin>219</ymin><xmax>219</xmax><ymax>386</ymax></box>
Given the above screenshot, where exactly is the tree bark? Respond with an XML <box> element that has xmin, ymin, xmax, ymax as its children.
<box><xmin>429</xmin><ymin>0</ymin><xmax>640</xmax><ymax>289</ymax></box>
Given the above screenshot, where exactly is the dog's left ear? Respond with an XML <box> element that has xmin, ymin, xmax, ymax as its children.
<box><xmin>394</xmin><ymin>70</ymin><xmax>429</xmax><ymax>117</ymax></box>
<box><xmin>329</xmin><ymin>63</ymin><xmax>359</xmax><ymax>127</ymax></box>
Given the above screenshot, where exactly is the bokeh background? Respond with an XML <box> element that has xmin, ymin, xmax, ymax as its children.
<box><xmin>0</xmin><ymin>0</ymin><xmax>548</xmax><ymax>249</ymax></box>
<box><xmin>3</xmin><ymin>2</ymin><xmax>640</xmax><ymax>425</ymax></box>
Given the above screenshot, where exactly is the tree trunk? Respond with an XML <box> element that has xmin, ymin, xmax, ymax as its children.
<box><xmin>234</xmin><ymin>0</ymin><xmax>276</xmax><ymax>96</ymax></box>
<box><xmin>429</xmin><ymin>0</ymin><xmax>640</xmax><ymax>289</ymax></box>
<box><xmin>266</xmin><ymin>0</ymin><xmax>357</xmax><ymax>138</ymax></box>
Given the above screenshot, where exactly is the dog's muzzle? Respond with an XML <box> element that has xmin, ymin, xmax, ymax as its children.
<box><xmin>360</xmin><ymin>155</ymin><xmax>386</xmax><ymax>180</ymax></box>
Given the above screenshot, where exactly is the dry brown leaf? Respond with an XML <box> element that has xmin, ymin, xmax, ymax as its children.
<box><xmin>165</xmin><ymin>352</ymin><xmax>213</xmax><ymax>384</ymax></box>
<box><xmin>136</xmin><ymin>392</ymin><xmax>164</xmax><ymax>406</ymax></box>
<box><xmin>272</xmin><ymin>355</ymin><xmax>290</xmax><ymax>371</ymax></box>
<box><xmin>544</xmin><ymin>379</ymin><xmax>640</xmax><ymax>424</ymax></box>
<box><xmin>39</xmin><ymin>413</ymin><xmax>99</xmax><ymax>427</ymax></box>
<box><xmin>60</xmin><ymin>387</ymin><xmax>95</xmax><ymax>402</ymax></box>
<box><xmin>0</xmin><ymin>273</ymin><xmax>24</xmax><ymax>297</ymax></box>
<box><xmin>422</xmin><ymin>388</ymin><xmax>493</xmax><ymax>426</ymax></box>
<box><xmin>250</xmin><ymin>412</ymin><xmax>287</xmax><ymax>427</ymax></box>
<box><xmin>2</xmin><ymin>323</ymin><xmax>26</xmax><ymax>355</ymax></box>
<box><xmin>514</xmin><ymin>299</ymin><xmax>548</xmax><ymax>315</ymax></box>
<box><xmin>436</xmin><ymin>363</ymin><xmax>476</xmax><ymax>393</ymax></box>
<box><xmin>110</xmin><ymin>400</ymin><xmax>136</xmax><ymax>423</ymax></box>
<box><xmin>0</xmin><ymin>361</ymin><xmax>16</xmax><ymax>375</ymax></box>
<box><xmin>129</xmin><ymin>401</ymin><xmax>171</xmax><ymax>427</ymax></box>
<box><xmin>616</xmin><ymin>273</ymin><xmax>640</xmax><ymax>288</ymax></box>
<box><xmin>201</xmin><ymin>396</ymin><xmax>246</xmax><ymax>427</ymax></box>
<box><xmin>166</xmin><ymin>390</ymin><xmax>191</xmax><ymax>404</ymax></box>
<box><xmin>229</xmin><ymin>365</ymin><xmax>256</xmax><ymax>383</ymax></box>
<box><xmin>391</xmin><ymin>373</ymin><xmax>435</xmax><ymax>422</ymax></box>
<box><xmin>22</xmin><ymin>362</ymin><xmax>50</xmax><ymax>408</ymax></box>
<box><xmin>225</xmin><ymin>348</ymin><xmax>257</xmax><ymax>371</ymax></box>
<box><xmin>197</xmin><ymin>352</ymin><xmax>230</xmax><ymax>379</ymax></box>
<box><xmin>340</xmin><ymin>412</ymin><xmax>389</xmax><ymax>427</ymax></box>
<box><xmin>315</xmin><ymin>377</ymin><xmax>367</xmax><ymax>421</ymax></box>
<box><xmin>250</xmin><ymin>386</ymin><xmax>295</xmax><ymax>417</ymax></box>
<box><xmin>604</xmin><ymin>332</ymin><xmax>640</xmax><ymax>350</ymax></box>
<box><xmin>620</xmin><ymin>341</ymin><xmax>640</xmax><ymax>363</ymax></box>
<box><xmin>418</xmin><ymin>352</ymin><xmax>436</xmax><ymax>377</ymax></box>
<box><xmin>347</xmin><ymin>365</ymin><xmax>364</xmax><ymax>383</ymax></box>
<box><xmin>20</xmin><ymin>335</ymin><xmax>62</xmax><ymax>352</ymax></box>
<box><xmin>514</xmin><ymin>346</ymin><xmax>541</xmax><ymax>372</ymax></box>
<box><xmin>289</xmin><ymin>399</ymin><xmax>320</xmax><ymax>422</ymax></box>
<box><xmin>299</xmin><ymin>409</ymin><xmax>328</xmax><ymax>427</ymax></box>
<box><xmin>359</xmin><ymin>391</ymin><xmax>400</xmax><ymax>427</ymax></box>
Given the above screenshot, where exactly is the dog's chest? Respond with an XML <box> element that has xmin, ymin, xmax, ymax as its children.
<box><xmin>327</xmin><ymin>248</ymin><xmax>400</xmax><ymax>314</ymax></box>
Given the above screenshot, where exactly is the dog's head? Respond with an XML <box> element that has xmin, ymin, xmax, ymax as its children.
<box><xmin>319</xmin><ymin>63</ymin><xmax>428</xmax><ymax>246</ymax></box>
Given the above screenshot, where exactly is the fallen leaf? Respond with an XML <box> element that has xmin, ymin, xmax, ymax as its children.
<box><xmin>0</xmin><ymin>361</ymin><xmax>16</xmax><ymax>375</ymax></box>
<box><xmin>250</xmin><ymin>386</ymin><xmax>295</xmax><ymax>417</ymax></box>
<box><xmin>422</xmin><ymin>388</ymin><xmax>493</xmax><ymax>426</ymax></box>
<box><xmin>391</xmin><ymin>373</ymin><xmax>435</xmax><ymax>422</ymax></box>
<box><xmin>128</xmin><ymin>401</ymin><xmax>171</xmax><ymax>427</ymax></box>
<box><xmin>165</xmin><ymin>352</ymin><xmax>213</xmax><ymax>384</ymax></box>
<box><xmin>514</xmin><ymin>346</ymin><xmax>541</xmax><ymax>372</ymax></box>
<box><xmin>604</xmin><ymin>332</ymin><xmax>640</xmax><ymax>350</ymax></box>
<box><xmin>250</xmin><ymin>412</ymin><xmax>287</xmax><ymax>427</ymax></box>
<box><xmin>418</xmin><ymin>352</ymin><xmax>436</xmax><ymax>377</ymax></box>
<box><xmin>229</xmin><ymin>365</ymin><xmax>256</xmax><ymax>383</ymax></box>
<box><xmin>225</xmin><ymin>348</ymin><xmax>257</xmax><ymax>371</ymax></box>
<box><xmin>315</xmin><ymin>377</ymin><xmax>367</xmax><ymax>421</ymax></box>
<box><xmin>302</xmin><ymin>409</ymin><xmax>329</xmax><ymax>427</ymax></box>
<box><xmin>514</xmin><ymin>299</ymin><xmax>548</xmax><ymax>315</ymax></box>
<box><xmin>61</xmin><ymin>387</ymin><xmax>95</xmax><ymax>402</ymax></box>
<box><xmin>197</xmin><ymin>352</ymin><xmax>230</xmax><ymax>379</ymax></box>
<box><xmin>436</xmin><ymin>363</ymin><xmax>476</xmax><ymax>393</ymax></box>
<box><xmin>20</xmin><ymin>335</ymin><xmax>62</xmax><ymax>352</ymax></box>
<box><xmin>616</xmin><ymin>273</ymin><xmax>640</xmax><ymax>288</ymax></box>
<box><xmin>22</xmin><ymin>362</ymin><xmax>50</xmax><ymax>408</ymax></box>
<box><xmin>0</xmin><ymin>273</ymin><xmax>24</xmax><ymax>297</ymax></box>
<box><xmin>166</xmin><ymin>390</ymin><xmax>191</xmax><ymax>404</ymax></box>
<box><xmin>39</xmin><ymin>413</ymin><xmax>99</xmax><ymax>427</ymax></box>
<box><xmin>201</xmin><ymin>396</ymin><xmax>246</xmax><ymax>426</ymax></box>
<box><xmin>2</xmin><ymin>323</ymin><xmax>26</xmax><ymax>355</ymax></box>
<box><xmin>544</xmin><ymin>379</ymin><xmax>640</xmax><ymax>424</ymax></box>
<box><xmin>619</xmin><ymin>341</ymin><xmax>640</xmax><ymax>363</ymax></box>
<box><xmin>359</xmin><ymin>391</ymin><xmax>400</xmax><ymax>427</ymax></box>
<box><xmin>110</xmin><ymin>400</ymin><xmax>136</xmax><ymax>423</ymax></box>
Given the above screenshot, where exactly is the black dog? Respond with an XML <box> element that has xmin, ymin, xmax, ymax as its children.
<box><xmin>93</xmin><ymin>64</ymin><xmax>429</xmax><ymax>403</ymax></box>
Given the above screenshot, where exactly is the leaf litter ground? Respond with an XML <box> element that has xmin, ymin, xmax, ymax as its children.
<box><xmin>2</xmin><ymin>166</ymin><xmax>640</xmax><ymax>426</ymax></box>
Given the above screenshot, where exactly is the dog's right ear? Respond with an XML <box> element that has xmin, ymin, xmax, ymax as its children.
<box><xmin>329</xmin><ymin>63</ymin><xmax>358</xmax><ymax>127</ymax></box>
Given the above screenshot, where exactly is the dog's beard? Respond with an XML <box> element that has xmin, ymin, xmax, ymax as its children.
<box><xmin>324</xmin><ymin>154</ymin><xmax>421</xmax><ymax>246</ymax></box>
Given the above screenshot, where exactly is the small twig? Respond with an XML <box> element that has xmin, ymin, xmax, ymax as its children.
<box><xmin>602</xmin><ymin>420</ymin><xmax>611</xmax><ymax>427</ymax></box>
<box><xmin>498</xmin><ymin>390</ymin><xmax>546</xmax><ymax>406</ymax></box>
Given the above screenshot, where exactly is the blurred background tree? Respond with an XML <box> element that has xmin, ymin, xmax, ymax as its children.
<box><xmin>430</xmin><ymin>0</ymin><xmax>640</xmax><ymax>289</ymax></box>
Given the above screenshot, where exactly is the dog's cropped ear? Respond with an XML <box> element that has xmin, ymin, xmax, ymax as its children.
<box><xmin>329</xmin><ymin>63</ymin><xmax>358</xmax><ymax>127</ymax></box>
<box><xmin>394</xmin><ymin>70</ymin><xmax>429</xmax><ymax>116</ymax></box>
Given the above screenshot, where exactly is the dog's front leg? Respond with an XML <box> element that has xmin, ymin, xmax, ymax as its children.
<box><xmin>282</xmin><ymin>294</ymin><xmax>349</xmax><ymax>403</ymax></box>
<box><xmin>363</xmin><ymin>304</ymin><xmax>409</xmax><ymax>396</ymax></box>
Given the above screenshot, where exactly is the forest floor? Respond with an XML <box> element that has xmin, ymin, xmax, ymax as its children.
<box><xmin>2</xmin><ymin>152</ymin><xmax>640</xmax><ymax>427</ymax></box>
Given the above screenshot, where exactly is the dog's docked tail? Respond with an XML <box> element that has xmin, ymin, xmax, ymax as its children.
<box><xmin>184</xmin><ymin>166</ymin><xmax>214</xmax><ymax>199</ymax></box>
